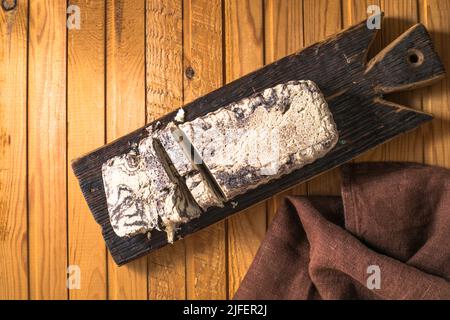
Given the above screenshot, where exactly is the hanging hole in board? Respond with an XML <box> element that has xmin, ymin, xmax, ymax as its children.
<box><xmin>2</xmin><ymin>0</ymin><xmax>17</xmax><ymax>11</ymax></box>
<box><xmin>406</xmin><ymin>49</ymin><xmax>424</xmax><ymax>68</ymax></box>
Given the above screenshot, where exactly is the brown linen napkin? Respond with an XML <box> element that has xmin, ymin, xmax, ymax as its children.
<box><xmin>234</xmin><ymin>162</ymin><xmax>450</xmax><ymax>300</ymax></box>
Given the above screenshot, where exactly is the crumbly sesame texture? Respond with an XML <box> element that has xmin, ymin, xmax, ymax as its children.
<box><xmin>102</xmin><ymin>80</ymin><xmax>338</xmax><ymax>241</ymax></box>
<box><xmin>102</xmin><ymin>131</ymin><xmax>200</xmax><ymax>243</ymax></box>
<box><xmin>158</xmin><ymin>123</ymin><xmax>223</xmax><ymax>211</ymax></box>
<box><xmin>179</xmin><ymin>80</ymin><xmax>339</xmax><ymax>199</ymax></box>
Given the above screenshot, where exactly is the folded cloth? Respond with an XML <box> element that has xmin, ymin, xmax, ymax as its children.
<box><xmin>234</xmin><ymin>162</ymin><xmax>450</xmax><ymax>300</ymax></box>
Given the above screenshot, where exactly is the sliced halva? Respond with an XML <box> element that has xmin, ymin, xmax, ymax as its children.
<box><xmin>179</xmin><ymin>80</ymin><xmax>339</xmax><ymax>199</ymax></box>
<box><xmin>102</xmin><ymin>150</ymin><xmax>158</xmax><ymax>237</ymax></box>
<box><xmin>102</xmin><ymin>131</ymin><xmax>200</xmax><ymax>242</ymax></box>
<box><xmin>157</xmin><ymin>123</ymin><xmax>223</xmax><ymax>211</ymax></box>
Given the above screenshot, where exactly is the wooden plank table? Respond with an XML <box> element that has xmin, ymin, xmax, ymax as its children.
<box><xmin>0</xmin><ymin>0</ymin><xmax>448</xmax><ymax>300</ymax></box>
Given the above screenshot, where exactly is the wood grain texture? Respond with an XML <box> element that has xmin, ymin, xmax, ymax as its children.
<box><xmin>146</xmin><ymin>0</ymin><xmax>183</xmax><ymax>122</ymax></box>
<box><xmin>303</xmin><ymin>0</ymin><xmax>343</xmax><ymax>196</ymax></box>
<box><xmin>183</xmin><ymin>0</ymin><xmax>227</xmax><ymax>300</ymax></box>
<box><xmin>2</xmin><ymin>0</ymin><xmax>450</xmax><ymax>300</ymax></box>
<box><xmin>343</xmin><ymin>0</ymin><xmax>382</xmax><ymax>164</ymax></box>
<box><xmin>146</xmin><ymin>0</ymin><xmax>186</xmax><ymax>300</ymax></box>
<box><xmin>264</xmin><ymin>0</ymin><xmax>305</xmax><ymax>223</ymax></box>
<box><xmin>71</xmin><ymin>18</ymin><xmax>442</xmax><ymax>269</ymax></box>
<box><xmin>224</xmin><ymin>0</ymin><xmax>266</xmax><ymax>297</ymax></box>
<box><xmin>106</xmin><ymin>0</ymin><xmax>147</xmax><ymax>300</ymax></box>
<box><xmin>343</xmin><ymin>0</ymin><xmax>382</xmax><ymax>59</ymax></box>
<box><xmin>379</xmin><ymin>0</ymin><xmax>422</xmax><ymax>162</ymax></box>
<box><xmin>421</xmin><ymin>0</ymin><xmax>450</xmax><ymax>168</ymax></box>
<box><xmin>67</xmin><ymin>0</ymin><xmax>107</xmax><ymax>300</ymax></box>
<box><xmin>28</xmin><ymin>0</ymin><xmax>67</xmax><ymax>300</ymax></box>
<box><xmin>356</xmin><ymin>0</ymin><xmax>423</xmax><ymax>163</ymax></box>
<box><xmin>0</xmin><ymin>0</ymin><xmax>28</xmax><ymax>299</ymax></box>
<box><xmin>343</xmin><ymin>0</ymin><xmax>374</xmax><ymax>26</ymax></box>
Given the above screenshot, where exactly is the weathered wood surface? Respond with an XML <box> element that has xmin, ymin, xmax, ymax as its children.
<box><xmin>264</xmin><ymin>0</ymin><xmax>305</xmax><ymax>224</ymax></box>
<box><xmin>183</xmin><ymin>0</ymin><xmax>227</xmax><ymax>300</ymax></box>
<box><xmin>0</xmin><ymin>0</ymin><xmax>28</xmax><ymax>299</ymax></box>
<box><xmin>304</xmin><ymin>0</ymin><xmax>343</xmax><ymax>196</ymax></box>
<box><xmin>146</xmin><ymin>0</ymin><xmax>186</xmax><ymax>300</ymax></box>
<box><xmin>3</xmin><ymin>1</ymin><xmax>450</xmax><ymax>299</ymax></box>
<box><xmin>72</xmin><ymin>17</ymin><xmax>444</xmax><ymax>266</ymax></box>
<box><xmin>105</xmin><ymin>0</ymin><xmax>147</xmax><ymax>299</ymax></box>
<box><xmin>67</xmin><ymin>0</ymin><xmax>107</xmax><ymax>300</ymax></box>
<box><xmin>28</xmin><ymin>0</ymin><xmax>67</xmax><ymax>299</ymax></box>
<box><xmin>421</xmin><ymin>0</ymin><xmax>450</xmax><ymax>169</ymax></box>
<box><xmin>225</xmin><ymin>0</ymin><xmax>266</xmax><ymax>298</ymax></box>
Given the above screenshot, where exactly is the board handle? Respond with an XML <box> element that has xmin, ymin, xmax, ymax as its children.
<box><xmin>365</xmin><ymin>23</ymin><xmax>445</xmax><ymax>94</ymax></box>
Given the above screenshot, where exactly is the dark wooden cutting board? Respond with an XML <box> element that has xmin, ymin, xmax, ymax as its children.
<box><xmin>72</xmin><ymin>18</ymin><xmax>445</xmax><ymax>266</ymax></box>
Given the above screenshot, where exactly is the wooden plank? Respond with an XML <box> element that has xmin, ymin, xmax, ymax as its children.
<box><xmin>343</xmin><ymin>0</ymin><xmax>382</xmax><ymax>163</ymax></box>
<box><xmin>343</xmin><ymin>0</ymin><xmax>371</xmax><ymax>27</ymax></box>
<box><xmin>28</xmin><ymin>0</ymin><xmax>67</xmax><ymax>300</ymax></box>
<box><xmin>303</xmin><ymin>0</ymin><xmax>343</xmax><ymax>196</ymax></box>
<box><xmin>183</xmin><ymin>0</ymin><xmax>227</xmax><ymax>300</ymax></box>
<box><xmin>264</xmin><ymin>0</ymin><xmax>305</xmax><ymax>223</ymax></box>
<box><xmin>264</xmin><ymin>0</ymin><xmax>303</xmax><ymax>63</ymax></box>
<box><xmin>72</xmin><ymin>18</ymin><xmax>442</xmax><ymax>266</ymax></box>
<box><xmin>106</xmin><ymin>0</ymin><xmax>147</xmax><ymax>299</ymax></box>
<box><xmin>67</xmin><ymin>0</ymin><xmax>107</xmax><ymax>299</ymax></box>
<box><xmin>0</xmin><ymin>0</ymin><xmax>28</xmax><ymax>299</ymax></box>
<box><xmin>351</xmin><ymin>0</ymin><xmax>422</xmax><ymax>163</ymax></box>
<box><xmin>421</xmin><ymin>0</ymin><xmax>450</xmax><ymax>168</ymax></box>
<box><xmin>379</xmin><ymin>0</ymin><xmax>422</xmax><ymax>161</ymax></box>
<box><xmin>343</xmin><ymin>0</ymin><xmax>382</xmax><ymax>58</ymax></box>
<box><xmin>146</xmin><ymin>0</ymin><xmax>186</xmax><ymax>300</ymax></box>
<box><xmin>224</xmin><ymin>0</ymin><xmax>266</xmax><ymax>297</ymax></box>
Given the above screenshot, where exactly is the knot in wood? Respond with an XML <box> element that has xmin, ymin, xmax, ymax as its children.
<box><xmin>2</xmin><ymin>0</ymin><xmax>17</xmax><ymax>11</ymax></box>
<box><xmin>185</xmin><ymin>66</ymin><xmax>195</xmax><ymax>80</ymax></box>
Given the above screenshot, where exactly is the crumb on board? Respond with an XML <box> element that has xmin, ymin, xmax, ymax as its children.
<box><xmin>175</xmin><ymin>108</ymin><xmax>185</xmax><ymax>123</ymax></box>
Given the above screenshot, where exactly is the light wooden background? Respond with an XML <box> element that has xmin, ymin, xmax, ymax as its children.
<box><xmin>0</xmin><ymin>0</ymin><xmax>449</xmax><ymax>300</ymax></box>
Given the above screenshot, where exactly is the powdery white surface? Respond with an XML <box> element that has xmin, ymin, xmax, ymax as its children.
<box><xmin>102</xmin><ymin>130</ymin><xmax>199</xmax><ymax>242</ymax></box>
<box><xmin>102</xmin><ymin>150</ymin><xmax>158</xmax><ymax>237</ymax></box>
<box><xmin>179</xmin><ymin>80</ymin><xmax>339</xmax><ymax>199</ymax></box>
<box><xmin>174</xmin><ymin>108</ymin><xmax>185</xmax><ymax>123</ymax></box>
<box><xmin>158</xmin><ymin>123</ymin><xmax>222</xmax><ymax>211</ymax></box>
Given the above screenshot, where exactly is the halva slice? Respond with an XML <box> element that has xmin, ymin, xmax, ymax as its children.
<box><xmin>102</xmin><ymin>131</ymin><xmax>200</xmax><ymax>242</ymax></box>
<box><xmin>157</xmin><ymin>123</ymin><xmax>223</xmax><ymax>211</ymax></box>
